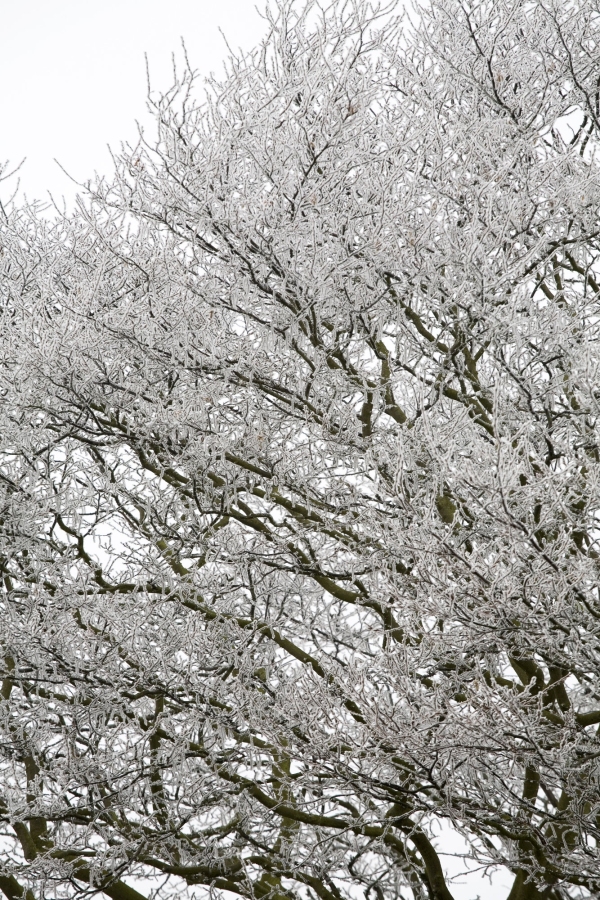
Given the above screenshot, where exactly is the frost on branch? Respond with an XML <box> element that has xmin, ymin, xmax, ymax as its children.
<box><xmin>1</xmin><ymin>1</ymin><xmax>600</xmax><ymax>899</ymax></box>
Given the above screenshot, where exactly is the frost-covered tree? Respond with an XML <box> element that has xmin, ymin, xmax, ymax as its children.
<box><xmin>1</xmin><ymin>1</ymin><xmax>600</xmax><ymax>898</ymax></box>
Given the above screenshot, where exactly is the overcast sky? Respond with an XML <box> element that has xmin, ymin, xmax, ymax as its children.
<box><xmin>1</xmin><ymin>0</ymin><xmax>265</xmax><ymax>207</ymax></box>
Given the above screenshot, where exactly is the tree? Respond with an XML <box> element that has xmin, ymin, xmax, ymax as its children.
<box><xmin>1</xmin><ymin>0</ymin><xmax>600</xmax><ymax>898</ymax></box>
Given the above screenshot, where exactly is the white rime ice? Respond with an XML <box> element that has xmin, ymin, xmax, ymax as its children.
<box><xmin>1</xmin><ymin>2</ymin><xmax>600</xmax><ymax>899</ymax></box>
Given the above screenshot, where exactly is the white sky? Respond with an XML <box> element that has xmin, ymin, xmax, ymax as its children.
<box><xmin>0</xmin><ymin>0</ymin><xmax>265</xmax><ymax>207</ymax></box>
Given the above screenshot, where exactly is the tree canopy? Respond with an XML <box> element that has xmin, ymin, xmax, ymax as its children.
<box><xmin>1</xmin><ymin>1</ymin><xmax>600</xmax><ymax>899</ymax></box>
